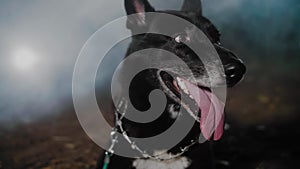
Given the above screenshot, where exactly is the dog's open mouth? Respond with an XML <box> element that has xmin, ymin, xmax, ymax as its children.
<box><xmin>159</xmin><ymin>71</ymin><xmax>225</xmax><ymax>140</ymax></box>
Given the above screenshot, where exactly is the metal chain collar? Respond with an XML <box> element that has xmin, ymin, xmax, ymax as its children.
<box><xmin>106</xmin><ymin>97</ymin><xmax>199</xmax><ymax>161</ymax></box>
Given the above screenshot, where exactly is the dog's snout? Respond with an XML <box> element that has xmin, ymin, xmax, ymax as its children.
<box><xmin>224</xmin><ymin>59</ymin><xmax>246</xmax><ymax>87</ymax></box>
<box><xmin>215</xmin><ymin>44</ymin><xmax>246</xmax><ymax>87</ymax></box>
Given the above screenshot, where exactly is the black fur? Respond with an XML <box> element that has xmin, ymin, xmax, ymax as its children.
<box><xmin>97</xmin><ymin>0</ymin><xmax>246</xmax><ymax>169</ymax></box>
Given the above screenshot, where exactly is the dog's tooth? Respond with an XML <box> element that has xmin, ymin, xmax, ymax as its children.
<box><xmin>177</xmin><ymin>78</ymin><xmax>185</xmax><ymax>89</ymax></box>
<box><xmin>177</xmin><ymin>78</ymin><xmax>190</xmax><ymax>95</ymax></box>
<box><xmin>176</xmin><ymin>78</ymin><xmax>183</xmax><ymax>88</ymax></box>
<box><xmin>183</xmin><ymin>88</ymin><xmax>190</xmax><ymax>95</ymax></box>
<box><xmin>189</xmin><ymin>94</ymin><xmax>194</xmax><ymax>99</ymax></box>
<box><xmin>182</xmin><ymin>86</ymin><xmax>190</xmax><ymax>95</ymax></box>
<box><xmin>176</xmin><ymin>77</ymin><xmax>182</xmax><ymax>84</ymax></box>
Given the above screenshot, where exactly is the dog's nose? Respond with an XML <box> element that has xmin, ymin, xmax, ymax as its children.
<box><xmin>224</xmin><ymin>60</ymin><xmax>246</xmax><ymax>87</ymax></box>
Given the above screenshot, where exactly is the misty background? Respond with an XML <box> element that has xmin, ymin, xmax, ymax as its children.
<box><xmin>0</xmin><ymin>0</ymin><xmax>299</xmax><ymax>125</ymax></box>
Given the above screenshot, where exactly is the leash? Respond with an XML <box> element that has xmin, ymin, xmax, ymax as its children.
<box><xmin>102</xmin><ymin>151</ymin><xmax>112</xmax><ymax>169</ymax></box>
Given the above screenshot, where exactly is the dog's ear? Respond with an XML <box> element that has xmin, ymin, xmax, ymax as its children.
<box><xmin>181</xmin><ymin>0</ymin><xmax>202</xmax><ymax>15</ymax></box>
<box><xmin>125</xmin><ymin>0</ymin><xmax>155</xmax><ymax>29</ymax></box>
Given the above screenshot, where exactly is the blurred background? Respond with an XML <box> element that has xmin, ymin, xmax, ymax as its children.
<box><xmin>0</xmin><ymin>0</ymin><xmax>299</xmax><ymax>169</ymax></box>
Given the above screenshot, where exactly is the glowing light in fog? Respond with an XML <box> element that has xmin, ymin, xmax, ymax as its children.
<box><xmin>12</xmin><ymin>48</ymin><xmax>38</xmax><ymax>72</ymax></box>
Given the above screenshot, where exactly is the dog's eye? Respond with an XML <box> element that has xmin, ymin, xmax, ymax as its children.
<box><xmin>174</xmin><ymin>33</ymin><xmax>190</xmax><ymax>44</ymax></box>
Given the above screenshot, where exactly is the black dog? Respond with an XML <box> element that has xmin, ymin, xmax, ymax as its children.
<box><xmin>97</xmin><ymin>0</ymin><xmax>246</xmax><ymax>169</ymax></box>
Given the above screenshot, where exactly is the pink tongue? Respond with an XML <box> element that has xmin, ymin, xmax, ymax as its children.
<box><xmin>182</xmin><ymin>79</ymin><xmax>225</xmax><ymax>141</ymax></box>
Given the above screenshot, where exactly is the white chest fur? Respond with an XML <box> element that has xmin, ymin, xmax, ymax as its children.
<box><xmin>133</xmin><ymin>156</ymin><xmax>191</xmax><ymax>169</ymax></box>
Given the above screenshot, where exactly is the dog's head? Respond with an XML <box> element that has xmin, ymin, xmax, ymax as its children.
<box><xmin>121</xmin><ymin>0</ymin><xmax>246</xmax><ymax>148</ymax></box>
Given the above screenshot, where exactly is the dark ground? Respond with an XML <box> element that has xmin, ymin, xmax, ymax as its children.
<box><xmin>0</xmin><ymin>72</ymin><xmax>299</xmax><ymax>169</ymax></box>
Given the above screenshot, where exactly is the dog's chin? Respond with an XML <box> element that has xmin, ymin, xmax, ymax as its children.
<box><xmin>158</xmin><ymin>71</ymin><xmax>225</xmax><ymax>141</ymax></box>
